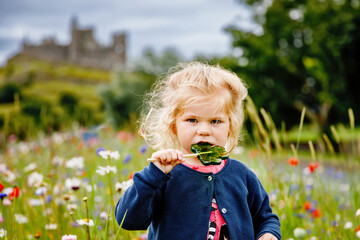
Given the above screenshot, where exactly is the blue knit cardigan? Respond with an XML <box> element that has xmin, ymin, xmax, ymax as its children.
<box><xmin>115</xmin><ymin>159</ymin><xmax>281</xmax><ymax>240</ymax></box>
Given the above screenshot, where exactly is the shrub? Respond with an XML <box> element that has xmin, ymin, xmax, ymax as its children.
<box><xmin>59</xmin><ymin>92</ymin><xmax>78</xmax><ymax>115</ymax></box>
<box><xmin>0</xmin><ymin>83</ymin><xmax>22</xmax><ymax>103</ymax></box>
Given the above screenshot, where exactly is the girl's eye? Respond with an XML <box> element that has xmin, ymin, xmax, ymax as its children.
<box><xmin>187</xmin><ymin>119</ymin><xmax>197</xmax><ymax>123</ymax></box>
<box><xmin>211</xmin><ymin>119</ymin><xmax>222</xmax><ymax>124</ymax></box>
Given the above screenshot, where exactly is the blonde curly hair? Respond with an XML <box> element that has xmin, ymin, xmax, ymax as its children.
<box><xmin>139</xmin><ymin>61</ymin><xmax>248</xmax><ymax>152</ymax></box>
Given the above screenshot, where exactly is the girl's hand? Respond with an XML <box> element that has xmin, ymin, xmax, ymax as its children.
<box><xmin>150</xmin><ymin>149</ymin><xmax>184</xmax><ymax>174</ymax></box>
<box><xmin>258</xmin><ymin>233</ymin><xmax>278</xmax><ymax>240</ymax></box>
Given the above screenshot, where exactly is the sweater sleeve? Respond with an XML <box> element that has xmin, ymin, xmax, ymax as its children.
<box><xmin>114</xmin><ymin>163</ymin><xmax>171</xmax><ymax>230</ymax></box>
<box><xmin>247</xmin><ymin>172</ymin><xmax>281</xmax><ymax>240</ymax></box>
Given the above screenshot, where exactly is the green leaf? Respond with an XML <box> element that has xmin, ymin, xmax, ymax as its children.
<box><xmin>190</xmin><ymin>142</ymin><xmax>229</xmax><ymax>166</ymax></box>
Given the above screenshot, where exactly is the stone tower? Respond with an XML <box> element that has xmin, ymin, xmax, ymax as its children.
<box><xmin>112</xmin><ymin>33</ymin><xmax>127</xmax><ymax>66</ymax></box>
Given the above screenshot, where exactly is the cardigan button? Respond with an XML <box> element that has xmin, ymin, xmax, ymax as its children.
<box><xmin>207</xmin><ymin>176</ymin><xmax>213</xmax><ymax>181</ymax></box>
<box><xmin>221</xmin><ymin>208</ymin><xmax>227</xmax><ymax>214</ymax></box>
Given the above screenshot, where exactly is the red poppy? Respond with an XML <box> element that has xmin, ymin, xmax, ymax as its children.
<box><xmin>311</xmin><ymin>208</ymin><xmax>321</xmax><ymax>218</ymax></box>
<box><xmin>9</xmin><ymin>186</ymin><xmax>20</xmax><ymax>200</ymax></box>
<box><xmin>308</xmin><ymin>162</ymin><xmax>319</xmax><ymax>173</ymax></box>
<box><xmin>77</xmin><ymin>141</ymin><xmax>84</xmax><ymax>149</ymax></box>
<box><xmin>117</xmin><ymin>131</ymin><xmax>128</xmax><ymax>142</ymax></box>
<box><xmin>117</xmin><ymin>131</ymin><xmax>135</xmax><ymax>142</ymax></box>
<box><xmin>128</xmin><ymin>172</ymin><xmax>135</xmax><ymax>180</ymax></box>
<box><xmin>304</xmin><ymin>202</ymin><xmax>312</xmax><ymax>210</ymax></box>
<box><xmin>0</xmin><ymin>183</ymin><xmax>4</xmax><ymax>192</ymax></box>
<box><xmin>287</xmin><ymin>157</ymin><xmax>299</xmax><ymax>166</ymax></box>
<box><xmin>34</xmin><ymin>231</ymin><xmax>42</xmax><ymax>239</ymax></box>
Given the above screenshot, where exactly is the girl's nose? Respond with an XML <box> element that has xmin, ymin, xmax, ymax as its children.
<box><xmin>196</xmin><ymin>124</ymin><xmax>211</xmax><ymax>135</ymax></box>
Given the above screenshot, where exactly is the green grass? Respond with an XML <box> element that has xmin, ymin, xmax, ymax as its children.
<box><xmin>21</xmin><ymin>81</ymin><xmax>102</xmax><ymax>110</ymax></box>
<box><xmin>0</xmin><ymin>55</ymin><xmax>108</xmax><ymax>125</ymax></box>
<box><xmin>0</xmin><ymin>103</ymin><xmax>17</xmax><ymax>115</ymax></box>
<box><xmin>0</xmin><ymin>54</ymin><xmax>110</xmax><ymax>110</ymax></box>
<box><xmin>0</xmin><ymin>55</ymin><xmax>111</xmax><ymax>84</ymax></box>
<box><xmin>0</xmin><ymin>55</ymin><xmax>118</xmax><ymax>139</ymax></box>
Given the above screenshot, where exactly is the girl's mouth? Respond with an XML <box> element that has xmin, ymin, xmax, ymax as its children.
<box><xmin>195</xmin><ymin>141</ymin><xmax>214</xmax><ymax>147</ymax></box>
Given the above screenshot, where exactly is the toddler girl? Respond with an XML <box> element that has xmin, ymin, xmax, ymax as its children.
<box><xmin>115</xmin><ymin>62</ymin><xmax>281</xmax><ymax>240</ymax></box>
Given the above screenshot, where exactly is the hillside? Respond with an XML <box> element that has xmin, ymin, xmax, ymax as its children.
<box><xmin>0</xmin><ymin>54</ymin><xmax>160</xmax><ymax>142</ymax></box>
<box><xmin>0</xmin><ymin>54</ymin><xmax>112</xmax><ymax>113</ymax></box>
<box><xmin>0</xmin><ymin>54</ymin><xmax>116</xmax><ymax>140</ymax></box>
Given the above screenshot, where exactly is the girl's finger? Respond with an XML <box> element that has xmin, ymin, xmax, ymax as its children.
<box><xmin>169</xmin><ymin>150</ymin><xmax>178</xmax><ymax>162</ymax></box>
<box><xmin>175</xmin><ymin>150</ymin><xmax>184</xmax><ymax>161</ymax></box>
<box><xmin>163</xmin><ymin>151</ymin><xmax>171</xmax><ymax>163</ymax></box>
<box><xmin>158</xmin><ymin>152</ymin><xmax>168</xmax><ymax>164</ymax></box>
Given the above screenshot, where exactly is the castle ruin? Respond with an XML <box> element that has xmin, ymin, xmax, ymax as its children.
<box><xmin>21</xmin><ymin>17</ymin><xmax>127</xmax><ymax>69</ymax></box>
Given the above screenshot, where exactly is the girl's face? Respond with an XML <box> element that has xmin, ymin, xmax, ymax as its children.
<box><xmin>174</xmin><ymin>95</ymin><xmax>230</xmax><ymax>163</ymax></box>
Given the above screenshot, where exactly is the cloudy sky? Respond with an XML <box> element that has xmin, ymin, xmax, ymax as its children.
<box><xmin>0</xmin><ymin>0</ymin><xmax>256</xmax><ymax>66</ymax></box>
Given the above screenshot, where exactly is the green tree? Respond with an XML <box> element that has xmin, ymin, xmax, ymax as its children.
<box><xmin>340</xmin><ymin>15</ymin><xmax>360</xmax><ymax>122</ymax></box>
<box><xmin>225</xmin><ymin>0</ymin><xmax>360</xmax><ymax>131</ymax></box>
<box><xmin>99</xmin><ymin>71</ymin><xmax>156</xmax><ymax>129</ymax></box>
<box><xmin>135</xmin><ymin>47</ymin><xmax>184</xmax><ymax>75</ymax></box>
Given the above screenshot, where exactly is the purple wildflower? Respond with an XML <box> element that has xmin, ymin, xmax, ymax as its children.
<box><xmin>334</xmin><ymin>171</ymin><xmax>344</xmax><ymax>179</ymax></box>
<box><xmin>46</xmin><ymin>195</ymin><xmax>53</xmax><ymax>203</ymax></box>
<box><xmin>35</xmin><ymin>187</ymin><xmax>47</xmax><ymax>196</ymax></box>
<box><xmin>139</xmin><ymin>144</ymin><xmax>148</xmax><ymax>154</ymax></box>
<box><xmin>123</xmin><ymin>153</ymin><xmax>132</xmax><ymax>164</ymax></box>
<box><xmin>289</xmin><ymin>184</ymin><xmax>299</xmax><ymax>195</ymax></box>
<box><xmin>96</xmin><ymin>147</ymin><xmax>106</xmax><ymax>156</ymax></box>
<box><xmin>305</xmin><ymin>184</ymin><xmax>313</xmax><ymax>191</ymax></box>
<box><xmin>0</xmin><ymin>193</ymin><xmax>7</xmax><ymax>199</ymax></box>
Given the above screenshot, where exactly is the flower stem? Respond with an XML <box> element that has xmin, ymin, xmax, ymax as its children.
<box><xmin>106</xmin><ymin>156</ymin><xmax>117</xmax><ymax>233</ymax></box>
<box><xmin>84</xmin><ymin>198</ymin><xmax>91</xmax><ymax>240</ymax></box>
<box><xmin>107</xmin><ymin>156</ymin><xmax>115</xmax><ymax>210</ymax></box>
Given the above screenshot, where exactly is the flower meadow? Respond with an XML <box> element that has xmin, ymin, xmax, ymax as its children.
<box><xmin>0</xmin><ymin>124</ymin><xmax>359</xmax><ymax>239</ymax></box>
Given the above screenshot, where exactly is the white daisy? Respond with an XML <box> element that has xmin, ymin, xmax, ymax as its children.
<box><xmin>66</xmin><ymin>156</ymin><xmax>84</xmax><ymax>169</ymax></box>
<box><xmin>0</xmin><ymin>228</ymin><xmax>7</xmax><ymax>238</ymax></box>
<box><xmin>45</xmin><ymin>223</ymin><xmax>58</xmax><ymax>230</ymax></box>
<box><xmin>96</xmin><ymin>165</ymin><xmax>117</xmax><ymax>176</ymax></box>
<box><xmin>115</xmin><ymin>179</ymin><xmax>134</xmax><ymax>193</ymax></box>
<box><xmin>15</xmin><ymin>214</ymin><xmax>28</xmax><ymax>224</ymax></box>
<box><xmin>27</xmin><ymin>172</ymin><xmax>44</xmax><ymax>187</ymax></box>
<box><xmin>24</xmin><ymin>163</ymin><xmax>37</xmax><ymax>172</ymax></box>
<box><xmin>99</xmin><ymin>150</ymin><xmax>120</xmax><ymax>160</ymax></box>
<box><xmin>65</xmin><ymin>178</ymin><xmax>82</xmax><ymax>191</ymax></box>
<box><xmin>76</xmin><ymin>219</ymin><xmax>94</xmax><ymax>226</ymax></box>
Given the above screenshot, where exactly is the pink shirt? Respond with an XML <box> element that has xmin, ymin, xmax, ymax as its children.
<box><xmin>182</xmin><ymin>160</ymin><xmax>227</xmax><ymax>240</ymax></box>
